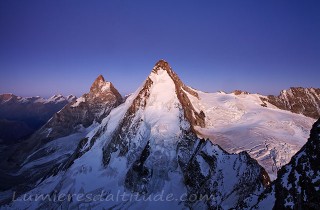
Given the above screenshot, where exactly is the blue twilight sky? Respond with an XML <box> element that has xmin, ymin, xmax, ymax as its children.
<box><xmin>0</xmin><ymin>0</ymin><xmax>319</xmax><ymax>97</ymax></box>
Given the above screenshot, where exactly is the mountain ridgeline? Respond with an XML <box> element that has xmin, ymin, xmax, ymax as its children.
<box><xmin>41</xmin><ymin>74</ymin><xmax>122</xmax><ymax>142</ymax></box>
<box><xmin>0</xmin><ymin>75</ymin><xmax>123</xmax><ymax>205</ymax></box>
<box><xmin>0</xmin><ymin>60</ymin><xmax>319</xmax><ymax>209</ymax></box>
<box><xmin>262</xmin><ymin>87</ymin><xmax>320</xmax><ymax>119</ymax></box>
<box><xmin>0</xmin><ymin>94</ymin><xmax>76</xmax><ymax>144</ymax></box>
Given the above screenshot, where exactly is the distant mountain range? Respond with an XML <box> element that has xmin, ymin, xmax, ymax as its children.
<box><xmin>0</xmin><ymin>60</ymin><xmax>319</xmax><ymax>209</ymax></box>
<box><xmin>0</xmin><ymin>94</ymin><xmax>76</xmax><ymax>144</ymax></box>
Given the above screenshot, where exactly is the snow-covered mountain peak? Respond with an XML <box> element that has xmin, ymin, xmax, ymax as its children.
<box><xmin>2</xmin><ymin>63</ymin><xmax>277</xmax><ymax>209</ymax></box>
<box><xmin>149</xmin><ymin>60</ymin><xmax>179</xmax><ymax>90</ymax></box>
<box><xmin>103</xmin><ymin>63</ymin><xmax>188</xmax><ymax>150</ymax></box>
<box><xmin>66</xmin><ymin>94</ymin><xmax>77</xmax><ymax>102</ymax></box>
<box><xmin>144</xmin><ymin>60</ymin><xmax>205</xmax><ymax>132</ymax></box>
<box><xmin>47</xmin><ymin>94</ymin><xmax>65</xmax><ymax>103</ymax></box>
<box><xmin>139</xmin><ymin>68</ymin><xmax>186</xmax><ymax>138</ymax></box>
<box><xmin>1</xmin><ymin>62</ymin><xmax>319</xmax><ymax>209</ymax></box>
<box><xmin>0</xmin><ymin>93</ymin><xmax>75</xmax><ymax>105</ymax></box>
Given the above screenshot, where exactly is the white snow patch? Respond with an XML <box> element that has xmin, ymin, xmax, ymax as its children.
<box><xmin>191</xmin><ymin>90</ymin><xmax>314</xmax><ymax>180</ymax></box>
<box><xmin>101</xmin><ymin>82</ymin><xmax>111</xmax><ymax>92</ymax></box>
<box><xmin>71</xmin><ymin>97</ymin><xmax>86</xmax><ymax>107</ymax></box>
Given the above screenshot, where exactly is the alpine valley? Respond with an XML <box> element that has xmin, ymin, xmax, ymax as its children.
<box><xmin>0</xmin><ymin>60</ymin><xmax>319</xmax><ymax>210</ymax></box>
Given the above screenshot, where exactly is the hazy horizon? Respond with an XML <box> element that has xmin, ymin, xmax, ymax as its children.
<box><xmin>2</xmin><ymin>64</ymin><xmax>320</xmax><ymax>99</ymax></box>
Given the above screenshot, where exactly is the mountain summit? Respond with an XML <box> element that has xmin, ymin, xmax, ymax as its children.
<box><xmin>0</xmin><ymin>75</ymin><xmax>123</xmax><ymax>204</ymax></box>
<box><xmin>4</xmin><ymin>61</ymin><xmax>270</xmax><ymax>209</ymax></box>
<box><xmin>0</xmin><ymin>93</ymin><xmax>76</xmax><ymax>145</ymax></box>
<box><xmin>151</xmin><ymin>59</ymin><xmax>171</xmax><ymax>73</ymax></box>
<box><xmin>150</xmin><ymin>60</ymin><xmax>205</xmax><ymax>130</ymax></box>
<box><xmin>42</xmin><ymin>74</ymin><xmax>122</xmax><ymax>140</ymax></box>
<box><xmin>90</xmin><ymin>74</ymin><xmax>106</xmax><ymax>91</ymax></box>
<box><xmin>3</xmin><ymin>60</ymin><xmax>318</xmax><ymax>209</ymax></box>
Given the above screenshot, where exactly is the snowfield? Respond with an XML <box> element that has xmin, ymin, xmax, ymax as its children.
<box><xmin>2</xmin><ymin>61</ymin><xmax>317</xmax><ymax>209</ymax></box>
<box><xmin>189</xmin><ymin>91</ymin><xmax>314</xmax><ymax>180</ymax></box>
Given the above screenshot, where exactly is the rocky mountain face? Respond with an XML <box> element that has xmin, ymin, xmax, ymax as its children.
<box><xmin>261</xmin><ymin>87</ymin><xmax>320</xmax><ymax>119</ymax></box>
<box><xmin>253</xmin><ymin>118</ymin><xmax>320</xmax><ymax>209</ymax></box>
<box><xmin>8</xmin><ymin>75</ymin><xmax>122</xmax><ymax>160</ymax></box>
<box><xmin>0</xmin><ymin>94</ymin><xmax>76</xmax><ymax>144</ymax></box>
<box><xmin>0</xmin><ymin>75</ymin><xmax>123</xmax><ymax>205</ymax></box>
<box><xmin>39</xmin><ymin>75</ymin><xmax>123</xmax><ymax>142</ymax></box>
<box><xmin>232</xmin><ymin>90</ymin><xmax>249</xmax><ymax>95</ymax></box>
<box><xmin>1</xmin><ymin>61</ymin><xmax>319</xmax><ymax>209</ymax></box>
<box><xmin>3</xmin><ymin>60</ymin><xmax>270</xmax><ymax>209</ymax></box>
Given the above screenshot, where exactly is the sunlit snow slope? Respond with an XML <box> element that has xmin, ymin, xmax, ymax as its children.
<box><xmin>188</xmin><ymin>90</ymin><xmax>315</xmax><ymax>180</ymax></box>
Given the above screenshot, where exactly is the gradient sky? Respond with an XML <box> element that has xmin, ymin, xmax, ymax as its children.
<box><xmin>0</xmin><ymin>0</ymin><xmax>319</xmax><ymax>97</ymax></box>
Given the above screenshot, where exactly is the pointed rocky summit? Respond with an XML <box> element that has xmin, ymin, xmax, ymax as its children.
<box><xmin>44</xmin><ymin>74</ymin><xmax>123</xmax><ymax>140</ymax></box>
<box><xmin>140</xmin><ymin>60</ymin><xmax>205</xmax><ymax>131</ymax></box>
<box><xmin>2</xmin><ymin>60</ymin><xmax>273</xmax><ymax>210</ymax></box>
<box><xmin>6</xmin><ymin>75</ymin><xmax>122</xmax><ymax>167</ymax></box>
<box><xmin>90</xmin><ymin>75</ymin><xmax>106</xmax><ymax>92</ymax></box>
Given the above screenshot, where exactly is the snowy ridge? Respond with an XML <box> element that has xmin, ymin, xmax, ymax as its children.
<box><xmin>0</xmin><ymin>93</ymin><xmax>77</xmax><ymax>145</ymax></box>
<box><xmin>1</xmin><ymin>61</ymin><xmax>319</xmax><ymax>209</ymax></box>
<box><xmin>4</xmin><ymin>60</ymin><xmax>270</xmax><ymax>209</ymax></box>
<box><xmin>0</xmin><ymin>75</ymin><xmax>122</xmax><ymax>206</ymax></box>
<box><xmin>0</xmin><ymin>93</ymin><xmax>77</xmax><ymax>105</ymax></box>
<box><xmin>70</xmin><ymin>97</ymin><xmax>85</xmax><ymax>108</ymax></box>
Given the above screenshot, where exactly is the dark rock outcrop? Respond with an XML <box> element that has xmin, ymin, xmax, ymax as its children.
<box><xmin>232</xmin><ymin>90</ymin><xmax>249</xmax><ymax>95</ymax></box>
<box><xmin>261</xmin><ymin>87</ymin><xmax>320</xmax><ymax>119</ymax></box>
<box><xmin>254</xmin><ymin>118</ymin><xmax>320</xmax><ymax>209</ymax></box>
<box><xmin>178</xmin><ymin>137</ymin><xmax>270</xmax><ymax>209</ymax></box>
<box><xmin>273</xmin><ymin>118</ymin><xmax>320</xmax><ymax>209</ymax></box>
<box><xmin>42</xmin><ymin>75</ymin><xmax>122</xmax><ymax>141</ymax></box>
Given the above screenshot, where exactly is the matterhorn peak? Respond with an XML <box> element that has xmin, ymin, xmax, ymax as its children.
<box><xmin>87</xmin><ymin>74</ymin><xmax>122</xmax><ymax>104</ymax></box>
<box><xmin>96</xmin><ymin>74</ymin><xmax>105</xmax><ymax>82</ymax></box>
<box><xmin>10</xmin><ymin>74</ymin><xmax>123</xmax><ymax>162</ymax></box>
<box><xmin>90</xmin><ymin>74</ymin><xmax>109</xmax><ymax>92</ymax></box>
